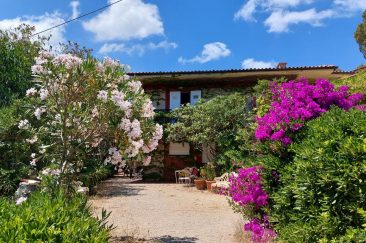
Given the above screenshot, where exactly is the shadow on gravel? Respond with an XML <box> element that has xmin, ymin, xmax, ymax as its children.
<box><xmin>95</xmin><ymin>180</ymin><xmax>145</xmax><ymax>197</ymax></box>
<box><xmin>150</xmin><ymin>235</ymin><xmax>199</xmax><ymax>243</ymax></box>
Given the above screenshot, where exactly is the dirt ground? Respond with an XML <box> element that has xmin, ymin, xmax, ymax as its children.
<box><xmin>90</xmin><ymin>176</ymin><xmax>245</xmax><ymax>243</ymax></box>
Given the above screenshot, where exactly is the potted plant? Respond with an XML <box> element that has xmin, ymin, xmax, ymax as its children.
<box><xmin>204</xmin><ymin>163</ymin><xmax>216</xmax><ymax>191</ymax></box>
<box><xmin>194</xmin><ymin>167</ymin><xmax>207</xmax><ymax>190</ymax></box>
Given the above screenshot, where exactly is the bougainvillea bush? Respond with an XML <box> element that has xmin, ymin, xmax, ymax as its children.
<box><xmin>227</xmin><ymin>78</ymin><xmax>365</xmax><ymax>242</ymax></box>
<box><xmin>228</xmin><ymin>166</ymin><xmax>276</xmax><ymax>242</ymax></box>
<box><xmin>20</xmin><ymin>52</ymin><xmax>162</xmax><ymax>187</ymax></box>
<box><xmin>255</xmin><ymin>78</ymin><xmax>363</xmax><ymax>145</ymax></box>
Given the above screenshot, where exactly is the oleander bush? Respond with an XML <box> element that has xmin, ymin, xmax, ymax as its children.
<box><xmin>0</xmin><ymin>189</ymin><xmax>112</xmax><ymax>242</ymax></box>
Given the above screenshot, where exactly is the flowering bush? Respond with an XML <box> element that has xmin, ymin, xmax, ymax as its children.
<box><xmin>228</xmin><ymin>166</ymin><xmax>276</xmax><ymax>242</ymax></box>
<box><xmin>271</xmin><ymin>107</ymin><xmax>366</xmax><ymax>241</ymax></box>
<box><xmin>255</xmin><ymin>79</ymin><xmax>363</xmax><ymax>145</ymax></box>
<box><xmin>21</xmin><ymin>52</ymin><xmax>162</xmax><ymax>184</ymax></box>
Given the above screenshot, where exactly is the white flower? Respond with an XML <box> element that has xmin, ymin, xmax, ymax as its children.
<box><xmin>41</xmin><ymin>168</ymin><xmax>61</xmax><ymax>176</ymax></box>
<box><xmin>18</xmin><ymin>119</ymin><xmax>29</xmax><ymax>129</ymax></box>
<box><xmin>97</xmin><ymin>90</ymin><xmax>108</xmax><ymax>102</ymax></box>
<box><xmin>143</xmin><ymin>124</ymin><xmax>163</xmax><ymax>153</ymax></box>
<box><xmin>103</xmin><ymin>57</ymin><xmax>120</xmax><ymax>69</ymax></box>
<box><xmin>91</xmin><ymin>137</ymin><xmax>102</xmax><ymax>147</ymax></box>
<box><xmin>30</xmin><ymin>159</ymin><xmax>37</xmax><ymax>166</ymax></box>
<box><xmin>26</xmin><ymin>88</ymin><xmax>37</xmax><ymax>97</ymax></box>
<box><xmin>31</xmin><ymin>153</ymin><xmax>36</xmax><ymax>159</ymax></box>
<box><xmin>105</xmin><ymin>147</ymin><xmax>124</xmax><ymax>165</ymax></box>
<box><xmin>55</xmin><ymin>114</ymin><xmax>61</xmax><ymax>122</ymax></box>
<box><xmin>52</xmin><ymin>54</ymin><xmax>83</xmax><ymax>69</ymax></box>
<box><xmin>143</xmin><ymin>156</ymin><xmax>151</xmax><ymax>166</ymax></box>
<box><xmin>26</xmin><ymin>135</ymin><xmax>38</xmax><ymax>144</ymax></box>
<box><xmin>16</xmin><ymin>196</ymin><xmax>27</xmax><ymax>205</ymax></box>
<box><xmin>129</xmin><ymin>119</ymin><xmax>142</xmax><ymax>139</ymax></box>
<box><xmin>128</xmin><ymin>81</ymin><xmax>142</xmax><ymax>94</ymax></box>
<box><xmin>125</xmin><ymin>139</ymin><xmax>144</xmax><ymax>158</ymax></box>
<box><xmin>92</xmin><ymin>107</ymin><xmax>99</xmax><ymax>118</ymax></box>
<box><xmin>39</xmin><ymin>89</ymin><xmax>49</xmax><ymax>100</ymax></box>
<box><xmin>34</xmin><ymin>107</ymin><xmax>45</xmax><ymax>120</ymax></box>
<box><xmin>142</xmin><ymin>100</ymin><xmax>155</xmax><ymax>118</ymax></box>
<box><xmin>31</xmin><ymin>65</ymin><xmax>46</xmax><ymax>75</ymax></box>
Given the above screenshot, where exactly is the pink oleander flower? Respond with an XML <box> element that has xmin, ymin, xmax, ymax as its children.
<box><xmin>26</xmin><ymin>88</ymin><xmax>37</xmax><ymax>97</ymax></box>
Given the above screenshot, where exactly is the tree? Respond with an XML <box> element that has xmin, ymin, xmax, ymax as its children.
<box><xmin>167</xmin><ymin>93</ymin><xmax>252</xmax><ymax>167</ymax></box>
<box><xmin>0</xmin><ymin>24</ymin><xmax>45</xmax><ymax>106</ymax></box>
<box><xmin>355</xmin><ymin>10</ymin><xmax>366</xmax><ymax>58</ymax></box>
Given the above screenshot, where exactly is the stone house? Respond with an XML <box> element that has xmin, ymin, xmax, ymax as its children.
<box><xmin>131</xmin><ymin>64</ymin><xmax>352</xmax><ymax>181</ymax></box>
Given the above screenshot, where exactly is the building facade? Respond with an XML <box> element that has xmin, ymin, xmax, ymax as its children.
<box><xmin>131</xmin><ymin>65</ymin><xmax>353</xmax><ymax>181</ymax></box>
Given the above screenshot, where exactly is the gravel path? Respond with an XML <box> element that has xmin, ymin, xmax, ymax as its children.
<box><xmin>91</xmin><ymin>176</ymin><xmax>244</xmax><ymax>243</ymax></box>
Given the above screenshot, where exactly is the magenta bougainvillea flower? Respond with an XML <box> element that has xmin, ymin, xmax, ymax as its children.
<box><xmin>229</xmin><ymin>166</ymin><xmax>276</xmax><ymax>242</ymax></box>
<box><xmin>255</xmin><ymin>79</ymin><xmax>364</xmax><ymax>145</ymax></box>
<box><xmin>228</xmin><ymin>166</ymin><xmax>268</xmax><ymax>208</ymax></box>
<box><xmin>244</xmin><ymin>218</ymin><xmax>277</xmax><ymax>243</ymax></box>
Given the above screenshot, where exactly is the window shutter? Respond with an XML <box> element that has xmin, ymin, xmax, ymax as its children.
<box><xmin>169</xmin><ymin>91</ymin><xmax>181</xmax><ymax>110</ymax></box>
<box><xmin>190</xmin><ymin>90</ymin><xmax>201</xmax><ymax>105</ymax></box>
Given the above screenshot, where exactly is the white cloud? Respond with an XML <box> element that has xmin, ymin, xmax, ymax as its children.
<box><xmin>235</xmin><ymin>0</ymin><xmax>313</xmax><ymax>21</ymax></box>
<box><xmin>264</xmin><ymin>8</ymin><xmax>334</xmax><ymax>33</ymax></box>
<box><xmin>241</xmin><ymin>58</ymin><xmax>277</xmax><ymax>69</ymax></box>
<box><xmin>235</xmin><ymin>0</ymin><xmax>259</xmax><ymax>21</ymax></box>
<box><xmin>70</xmin><ymin>1</ymin><xmax>80</xmax><ymax>19</ymax></box>
<box><xmin>0</xmin><ymin>12</ymin><xmax>66</xmax><ymax>48</ymax></box>
<box><xmin>235</xmin><ymin>0</ymin><xmax>366</xmax><ymax>33</ymax></box>
<box><xmin>82</xmin><ymin>0</ymin><xmax>164</xmax><ymax>41</ymax></box>
<box><xmin>178</xmin><ymin>42</ymin><xmax>231</xmax><ymax>64</ymax></box>
<box><xmin>333</xmin><ymin>0</ymin><xmax>366</xmax><ymax>12</ymax></box>
<box><xmin>99</xmin><ymin>40</ymin><xmax>178</xmax><ymax>55</ymax></box>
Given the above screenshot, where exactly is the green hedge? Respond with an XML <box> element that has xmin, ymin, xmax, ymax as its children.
<box><xmin>272</xmin><ymin>107</ymin><xmax>366</xmax><ymax>242</ymax></box>
<box><xmin>0</xmin><ymin>189</ymin><xmax>112</xmax><ymax>242</ymax></box>
<box><xmin>78</xmin><ymin>164</ymin><xmax>114</xmax><ymax>193</ymax></box>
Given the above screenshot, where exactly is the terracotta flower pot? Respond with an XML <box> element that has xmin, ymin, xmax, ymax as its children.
<box><xmin>206</xmin><ymin>180</ymin><xmax>216</xmax><ymax>191</ymax></box>
<box><xmin>194</xmin><ymin>179</ymin><xmax>207</xmax><ymax>190</ymax></box>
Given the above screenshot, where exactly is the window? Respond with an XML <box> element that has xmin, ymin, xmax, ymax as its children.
<box><xmin>169</xmin><ymin>142</ymin><xmax>190</xmax><ymax>155</ymax></box>
<box><xmin>169</xmin><ymin>90</ymin><xmax>201</xmax><ymax>110</ymax></box>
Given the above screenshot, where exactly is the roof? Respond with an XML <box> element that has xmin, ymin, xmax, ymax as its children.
<box><xmin>129</xmin><ymin>65</ymin><xmax>354</xmax><ymax>76</ymax></box>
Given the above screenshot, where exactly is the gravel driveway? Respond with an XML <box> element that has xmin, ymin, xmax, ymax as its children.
<box><xmin>91</xmin><ymin>176</ymin><xmax>244</xmax><ymax>243</ymax></box>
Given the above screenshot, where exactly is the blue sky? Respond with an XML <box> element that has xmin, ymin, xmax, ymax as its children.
<box><xmin>0</xmin><ymin>0</ymin><xmax>365</xmax><ymax>72</ymax></box>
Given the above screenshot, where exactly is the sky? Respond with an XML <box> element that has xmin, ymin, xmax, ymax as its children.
<box><xmin>0</xmin><ymin>0</ymin><xmax>365</xmax><ymax>72</ymax></box>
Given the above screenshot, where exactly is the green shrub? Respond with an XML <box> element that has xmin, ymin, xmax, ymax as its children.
<box><xmin>0</xmin><ymin>25</ymin><xmax>43</xmax><ymax>107</ymax></box>
<box><xmin>167</xmin><ymin>93</ymin><xmax>252</xmax><ymax>169</ymax></box>
<box><xmin>333</xmin><ymin>70</ymin><xmax>366</xmax><ymax>99</ymax></box>
<box><xmin>0</xmin><ymin>189</ymin><xmax>112</xmax><ymax>242</ymax></box>
<box><xmin>78</xmin><ymin>164</ymin><xmax>114</xmax><ymax>192</ymax></box>
<box><xmin>0</xmin><ymin>99</ymin><xmax>32</xmax><ymax>196</ymax></box>
<box><xmin>272</xmin><ymin>107</ymin><xmax>366</xmax><ymax>242</ymax></box>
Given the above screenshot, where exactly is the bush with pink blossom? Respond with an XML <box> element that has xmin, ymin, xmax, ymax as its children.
<box><xmin>255</xmin><ymin>78</ymin><xmax>363</xmax><ymax>145</ymax></box>
<box><xmin>21</xmin><ymin>52</ymin><xmax>162</xmax><ymax>185</ymax></box>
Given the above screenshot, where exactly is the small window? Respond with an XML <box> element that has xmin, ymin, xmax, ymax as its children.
<box><xmin>169</xmin><ymin>142</ymin><xmax>190</xmax><ymax>155</ymax></box>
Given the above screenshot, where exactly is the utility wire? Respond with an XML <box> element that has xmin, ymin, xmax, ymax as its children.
<box><xmin>31</xmin><ymin>0</ymin><xmax>123</xmax><ymax>37</ymax></box>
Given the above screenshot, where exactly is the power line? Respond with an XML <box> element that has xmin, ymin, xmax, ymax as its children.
<box><xmin>31</xmin><ymin>0</ymin><xmax>123</xmax><ymax>37</ymax></box>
